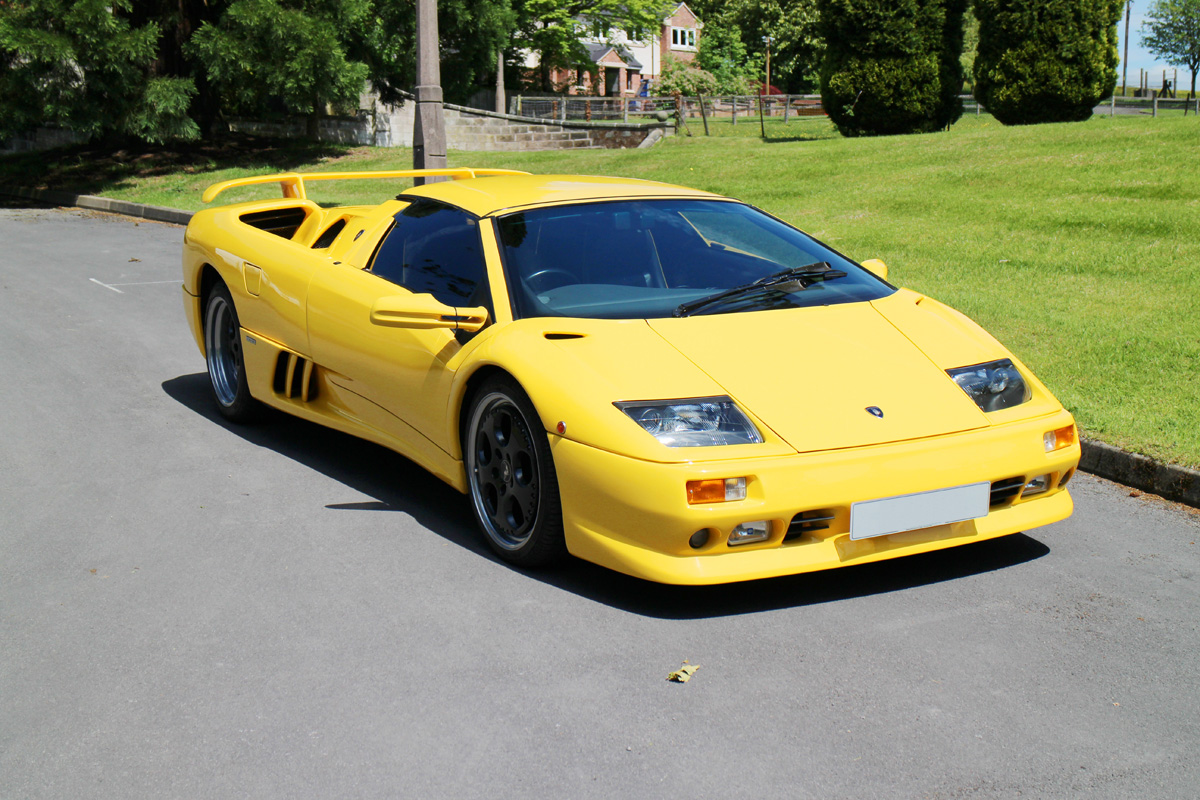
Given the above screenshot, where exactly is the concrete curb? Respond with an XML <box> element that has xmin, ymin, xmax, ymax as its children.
<box><xmin>1079</xmin><ymin>438</ymin><xmax>1199</xmax><ymax>507</ymax></box>
<box><xmin>3</xmin><ymin>186</ymin><xmax>1198</xmax><ymax>510</ymax></box>
<box><xmin>1</xmin><ymin>186</ymin><xmax>193</xmax><ymax>225</ymax></box>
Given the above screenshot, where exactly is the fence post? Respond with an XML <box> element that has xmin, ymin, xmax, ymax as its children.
<box><xmin>783</xmin><ymin>95</ymin><xmax>790</xmax><ymax>124</ymax></box>
<box><xmin>623</xmin><ymin>97</ymin><xmax>628</xmax><ymax>122</ymax></box>
<box><xmin>561</xmin><ymin>98</ymin><xmax>567</xmax><ymax>121</ymax></box>
<box><xmin>697</xmin><ymin>93</ymin><xmax>710</xmax><ymax>136</ymax></box>
<box><xmin>585</xmin><ymin>98</ymin><xmax>592</xmax><ymax>122</ymax></box>
<box><xmin>516</xmin><ymin>96</ymin><xmax>522</xmax><ymax>116</ymax></box>
<box><xmin>1111</xmin><ymin>94</ymin><xmax>1115</xmax><ymax>117</ymax></box>
<box><xmin>732</xmin><ymin>96</ymin><xmax>738</xmax><ymax>125</ymax></box>
<box><xmin>1153</xmin><ymin>95</ymin><xmax>1158</xmax><ymax>117</ymax></box>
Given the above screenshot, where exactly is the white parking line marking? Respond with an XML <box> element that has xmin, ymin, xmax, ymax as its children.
<box><xmin>89</xmin><ymin>278</ymin><xmax>178</xmax><ymax>294</ymax></box>
<box><xmin>90</xmin><ymin>278</ymin><xmax>123</xmax><ymax>294</ymax></box>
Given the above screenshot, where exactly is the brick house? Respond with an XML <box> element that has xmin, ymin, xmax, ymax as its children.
<box><xmin>531</xmin><ymin>2</ymin><xmax>704</xmax><ymax>97</ymax></box>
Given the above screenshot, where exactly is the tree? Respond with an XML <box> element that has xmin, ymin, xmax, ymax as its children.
<box><xmin>973</xmin><ymin>0</ymin><xmax>1123</xmax><ymax>125</ymax></box>
<box><xmin>355</xmin><ymin>0</ymin><xmax>515</xmax><ymax>106</ymax></box>
<box><xmin>1141</xmin><ymin>0</ymin><xmax>1200</xmax><ymax>105</ymax></box>
<box><xmin>690</xmin><ymin>0</ymin><xmax>822</xmax><ymax>93</ymax></box>
<box><xmin>817</xmin><ymin>0</ymin><xmax>967</xmax><ymax>137</ymax></box>
<box><xmin>696</xmin><ymin>19</ymin><xmax>757</xmax><ymax>94</ymax></box>
<box><xmin>0</xmin><ymin>0</ymin><xmax>198</xmax><ymax>143</ymax></box>
<box><xmin>187</xmin><ymin>0</ymin><xmax>371</xmax><ymax>138</ymax></box>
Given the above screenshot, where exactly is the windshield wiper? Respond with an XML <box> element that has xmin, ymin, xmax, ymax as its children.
<box><xmin>673</xmin><ymin>262</ymin><xmax>847</xmax><ymax>317</ymax></box>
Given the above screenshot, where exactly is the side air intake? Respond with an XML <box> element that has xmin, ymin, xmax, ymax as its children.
<box><xmin>272</xmin><ymin>352</ymin><xmax>319</xmax><ymax>402</ymax></box>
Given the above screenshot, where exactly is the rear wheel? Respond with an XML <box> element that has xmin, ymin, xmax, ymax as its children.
<box><xmin>204</xmin><ymin>282</ymin><xmax>259</xmax><ymax>422</ymax></box>
<box><xmin>465</xmin><ymin>376</ymin><xmax>565</xmax><ymax>566</ymax></box>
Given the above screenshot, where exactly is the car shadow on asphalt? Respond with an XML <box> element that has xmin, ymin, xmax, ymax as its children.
<box><xmin>165</xmin><ymin>372</ymin><xmax>1051</xmax><ymax>620</ymax></box>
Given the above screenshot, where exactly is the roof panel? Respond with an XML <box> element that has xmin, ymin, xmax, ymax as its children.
<box><xmin>401</xmin><ymin>174</ymin><xmax>719</xmax><ymax>217</ymax></box>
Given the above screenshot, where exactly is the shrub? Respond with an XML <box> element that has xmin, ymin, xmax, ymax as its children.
<box><xmin>817</xmin><ymin>0</ymin><xmax>967</xmax><ymax>137</ymax></box>
<box><xmin>974</xmin><ymin>0</ymin><xmax>1123</xmax><ymax>125</ymax></box>
<box><xmin>654</xmin><ymin>56</ymin><xmax>720</xmax><ymax>97</ymax></box>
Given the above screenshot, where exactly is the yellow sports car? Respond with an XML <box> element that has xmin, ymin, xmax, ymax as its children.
<box><xmin>182</xmin><ymin>168</ymin><xmax>1079</xmax><ymax>585</ymax></box>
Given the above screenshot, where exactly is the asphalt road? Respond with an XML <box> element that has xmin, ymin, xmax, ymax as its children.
<box><xmin>2</xmin><ymin>207</ymin><xmax>1198</xmax><ymax>799</ymax></box>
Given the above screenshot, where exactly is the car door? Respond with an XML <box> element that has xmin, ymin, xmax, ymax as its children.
<box><xmin>306</xmin><ymin>199</ymin><xmax>491</xmax><ymax>457</ymax></box>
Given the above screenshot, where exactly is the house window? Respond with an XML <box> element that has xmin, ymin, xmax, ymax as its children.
<box><xmin>671</xmin><ymin>27</ymin><xmax>696</xmax><ymax>50</ymax></box>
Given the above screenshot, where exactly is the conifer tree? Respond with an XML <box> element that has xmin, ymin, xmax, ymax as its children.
<box><xmin>974</xmin><ymin>0</ymin><xmax>1123</xmax><ymax>124</ymax></box>
<box><xmin>817</xmin><ymin>0</ymin><xmax>967</xmax><ymax>136</ymax></box>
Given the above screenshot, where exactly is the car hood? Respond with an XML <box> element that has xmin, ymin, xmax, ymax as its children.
<box><xmin>645</xmin><ymin>299</ymin><xmax>991</xmax><ymax>453</ymax></box>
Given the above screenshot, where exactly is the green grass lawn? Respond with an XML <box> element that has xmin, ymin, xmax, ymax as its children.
<box><xmin>3</xmin><ymin>114</ymin><xmax>1198</xmax><ymax>467</ymax></box>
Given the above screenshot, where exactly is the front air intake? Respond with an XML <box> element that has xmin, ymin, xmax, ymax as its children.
<box><xmin>785</xmin><ymin>510</ymin><xmax>836</xmax><ymax>541</ymax></box>
<box><xmin>989</xmin><ymin>477</ymin><xmax>1024</xmax><ymax>507</ymax></box>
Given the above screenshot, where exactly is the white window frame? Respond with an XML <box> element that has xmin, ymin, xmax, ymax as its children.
<box><xmin>670</xmin><ymin>26</ymin><xmax>696</xmax><ymax>51</ymax></box>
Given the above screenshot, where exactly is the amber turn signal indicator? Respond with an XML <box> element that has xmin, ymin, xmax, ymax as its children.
<box><xmin>687</xmin><ymin>477</ymin><xmax>747</xmax><ymax>504</ymax></box>
<box><xmin>1044</xmin><ymin>425</ymin><xmax>1076</xmax><ymax>452</ymax></box>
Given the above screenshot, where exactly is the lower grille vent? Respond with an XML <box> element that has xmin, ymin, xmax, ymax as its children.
<box><xmin>785</xmin><ymin>510</ymin><xmax>836</xmax><ymax>541</ymax></box>
<box><xmin>990</xmin><ymin>477</ymin><xmax>1024</xmax><ymax>507</ymax></box>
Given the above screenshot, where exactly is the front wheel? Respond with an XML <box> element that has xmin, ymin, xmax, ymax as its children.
<box><xmin>204</xmin><ymin>282</ymin><xmax>259</xmax><ymax>423</ymax></box>
<box><xmin>465</xmin><ymin>376</ymin><xmax>565</xmax><ymax>566</ymax></box>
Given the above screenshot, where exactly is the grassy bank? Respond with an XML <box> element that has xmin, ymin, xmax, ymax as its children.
<box><xmin>3</xmin><ymin>114</ymin><xmax>1197</xmax><ymax>467</ymax></box>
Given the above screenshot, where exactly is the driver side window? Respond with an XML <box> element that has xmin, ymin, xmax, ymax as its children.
<box><xmin>370</xmin><ymin>200</ymin><xmax>485</xmax><ymax>306</ymax></box>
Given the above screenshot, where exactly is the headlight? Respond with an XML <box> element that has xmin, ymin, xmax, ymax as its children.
<box><xmin>615</xmin><ymin>396</ymin><xmax>763</xmax><ymax>447</ymax></box>
<box><xmin>947</xmin><ymin>359</ymin><xmax>1031</xmax><ymax>412</ymax></box>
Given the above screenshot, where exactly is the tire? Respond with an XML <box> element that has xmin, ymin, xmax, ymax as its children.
<box><xmin>465</xmin><ymin>376</ymin><xmax>565</xmax><ymax>566</ymax></box>
<box><xmin>203</xmin><ymin>282</ymin><xmax>259</xmax><ymax>423</ymax></box>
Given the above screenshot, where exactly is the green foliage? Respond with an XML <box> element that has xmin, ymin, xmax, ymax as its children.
<box><xmin>0</xmin><ymin>0</ymin><xmax>198</xmax><ymax>143</ymax></box>
<box><xmin>696</xmin><ymin>21</ymin><xmax>757</xmax><ymax>94</ymax></box>
<box><xmin>817</xmin><ymin>0</ymin><xmax>967</xmax><ymax>136</ymax></box>
<box><xmin>188</xmin><ymin>0</ymin><xmax>370</xmax><ymax>124</ymax></box>
<box><xmin>974</xmin><ymin>0</ymin><xmax>1123</xmax><ymax>125</ymax></box>
<box><xmin>357</xmin><ymin>0</ymin><xmax>515</xmax><ymax>105</ymax></box>
<box><xmin>1141</xmin><ymin>0</ymin><xmax>1200</xmax><ymax>98</ymax></box>
<box><xmin>696</xmin><ymin>0</ymin><xmax>823</xmax><ymax>93</ymax></box>
<box><xmin>654</xmin><ymin>55</ymin><xmax>719</xmax><ymax>96</ymax></box>
<box><xmin>961</xmin><ymin>3</ymin><xmax>980</xmax><ymax>91</ymax></box>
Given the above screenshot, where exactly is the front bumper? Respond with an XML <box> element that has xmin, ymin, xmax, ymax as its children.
<box><xmin>551</xmin><ymin>409</ymin><xmax>1079</xmax><ymax>584</ymax></box>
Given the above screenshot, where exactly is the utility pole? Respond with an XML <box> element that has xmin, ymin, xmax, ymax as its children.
<box><xmin>1122</xmin><ymin>0</ymin><xmax>1131</xmax><ymax>95</ymax></box>
<box><xmin>495</xmin><ymin>48</ymin><xmax>506</xmax><ymax>114</ymax></box>
<box><xmin>763</xmin><ymin>35</ymin><xmax>773</xmax><ymax>95</ymax></box>
<box><xmin>413</xmin><ymin>0</ymin><xmax>447</xmax><ymax>183</ymax></box>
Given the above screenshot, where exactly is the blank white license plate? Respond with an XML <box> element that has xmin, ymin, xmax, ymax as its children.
<box><xmin>850</xmin><ymin>482</ymin><xmax>990</xmax><ymax>540</ymax></box>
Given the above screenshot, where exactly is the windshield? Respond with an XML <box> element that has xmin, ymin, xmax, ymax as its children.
<box><xmin>495</xmin><ymin>199</ymin><xmax>894</xmax><ymax>320</ymax></box>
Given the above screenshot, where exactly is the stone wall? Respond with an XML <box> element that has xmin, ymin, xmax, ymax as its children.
<box><xmin>373</xmin><ymin>99</ymin><xmax>671</xmax><ymax>151</ymax></box>
<box><xmin>228</xmin><ymin>97</ymin><xmax>671</xmax><ymax>151</ymax></box>
<box><xmin>1</xmin><ymin>127</ymin><xmax>89</xmax><ymax>155</ymax></box>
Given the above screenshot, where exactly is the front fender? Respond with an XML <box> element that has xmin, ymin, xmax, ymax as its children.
<box><xmin>446</xmin><ymin>318</ymin><xmax>794</xmax><ymax>465</ymax></box>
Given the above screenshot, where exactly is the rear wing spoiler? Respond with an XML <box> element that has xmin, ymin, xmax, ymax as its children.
<box><xmin>201</xmin><ymin>168</ymin><xmax>532</xmax><ymax>204</ymax></box>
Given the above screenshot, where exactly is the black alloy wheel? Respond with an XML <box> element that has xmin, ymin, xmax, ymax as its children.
<box><xmin>465</xmin><ymin>376</ymin><xmax>565</xmax><ymax>566</ymax></box>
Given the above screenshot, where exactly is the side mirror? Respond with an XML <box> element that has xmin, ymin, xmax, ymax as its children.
<box><xmin>861</xmin><ymin>258</ymin><xmax>889</xmax><ymax>281</ymax></box>
<box><xmin>370</xmin><ymin>294</ymin><xmax>488</xmax><ymax>332</ymax></box>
